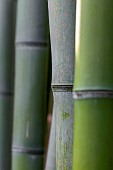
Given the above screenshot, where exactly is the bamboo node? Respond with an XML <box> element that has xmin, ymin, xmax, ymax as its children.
<box><xmin>73</xmin><ymin>90</ymin><xmax>113</xmax><ymax>99</ymax></box>
<box><xmin>52</xmin><ymin>85</ymin><xmax>73</xmax><ymax>92</ymax></box>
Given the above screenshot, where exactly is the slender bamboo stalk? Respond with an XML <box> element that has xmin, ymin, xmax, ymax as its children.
<box><xmin>45</xmin><ymin>36</ymin><xmax>56</xmax><ymax>170</ymax></box>
<box><xmin>44</xmin><ymin>38</ymin><xmax>53</xmax><ymax>168</ymax></box>
<box><xmin>46</xmin><ymin>37</ymin><xmax>52</xmax><ymax>110</ymax></box>
<box><xmin>48</xmin><ymin>0</ymin><xmax>76</xmax><ymax>169</ymax></box>
<box><xmin>12</xmin><ymin>0</ymin><xmax>49</xmax><ymax>169</ymax></box>
<box><xmin>73</xmin><ymin>1</ymin><xmax>113</xmax><ymax>169</ymax></box>
<box><xmin>0</xmin><ymin>0</ymin><xmax>14</xmax><ymax>169</ymax></box>
<box><xmin>45</xmin><ymin>100</ymin><xmax>56</xmax><ymax>170</ymax></box>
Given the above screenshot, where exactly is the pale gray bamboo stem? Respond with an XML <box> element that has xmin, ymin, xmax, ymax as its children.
<box><xmin>48</xmin><ymin>0</ymin><xmax>76</xmax><ymax>169</ymax></box>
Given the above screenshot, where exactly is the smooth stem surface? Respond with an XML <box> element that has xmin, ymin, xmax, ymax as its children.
<box><xmin>0</xmin><ymin>0</ymin><xmax>14</xmax><ymax>169</ymax></box>
<box><xmin>12</xmin><ymin>0</ymin><xmax>49</xmax><ymax>169</ymax></box>
<box><xmin>73</xmin><ymin>1</ymin><xmax>113</xmax><ymax>169</ymax></box>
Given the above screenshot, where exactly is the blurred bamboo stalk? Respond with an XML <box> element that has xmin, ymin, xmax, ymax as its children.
<box><xmin>73</xmin><ymin>0</ymin><xmax>113</xmax><ymax>169</ymax></box>
<box><xmin>12</xmin><ymin>0</ymin><xmax>49</xmax><ymax>169</ymax></box>
<box><xmin>0</xmin><ymin>0</ymin><xmax>14</xmax><ymax>169</ymax></box>
<box><xmin>45</xmin><ymin>90</ymin><xmax>56</xmax><ymax>170</ymax></box>
<box><xmin>48</xmin><ymin>0</ymin><xmax>76</xmax><ymax>169</ymax></box>
<box><xmin>44</xmin><ymin>37</ymin><xmax>53</xmax><ymax>168</ymax></box>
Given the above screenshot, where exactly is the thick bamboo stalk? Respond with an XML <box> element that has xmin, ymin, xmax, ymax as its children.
<box><xmin>12</xmin><ymin>0</ymin><xmax>49</xmax><ymax>169</ymax></box>
<box><xmin>73</xmin><ymin>1</ymin><xmax>113</xmax><ymax>169</ymax></box>
<box><xmin>48</xmin><ymin>0</ymin><xmax>76</xmax><ymax>169</ymax></box>
<box><xmin>0</xmin><ymin>0</ymin><xmax>14</xmax><ymax>169</ymax></box>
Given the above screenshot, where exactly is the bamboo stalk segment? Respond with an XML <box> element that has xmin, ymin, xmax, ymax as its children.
<box><xmin>48</xmin><ymin>0</ymin><xmax>76</xmax><ymax>169</ymax></box>
<box><xmin>73</xmin><ymin>1</ymin><xmax>113</xmax><ymax>169</ymax></box>
<box><xmin>73</xmin><ymin>99</ymin><xmax>113</xmax><ymax>170</ymax></box>
<box><xmin>0</xmin><ymin>0</ymin><xmax>14</xmax><ymax>169</ymax></box>
<box><xmin>74</xmin><ymin>0</ymin><xmax>113</xmax><ymax>91</ymax></box>
<box><xmin>12</xmin><ymin>0</ymin><xmax>49</xmax><ymax>169</ymax></box>
<box><xmin>54</xmin><ymin>91</ymin><xmax>74</xmax><ymax>169</ymax></box>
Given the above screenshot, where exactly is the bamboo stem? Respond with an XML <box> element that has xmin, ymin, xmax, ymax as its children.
<box><xmin>0</xmin><ymin>0</ymin><xmax>14</xmax><ymax>169</ymax></box>
<box><xmin>73</xmin><ymin>1</ymin><xmax>113</xmax><ymax>169</ymax></box>
<box><xmin>44</xmin><ymin>44</ymin><xmax>53</xmax><ymax>168</ymax></box>
<box><xmin>12</xmin><ymin>0</ymin><xmax>49</xmax><ymax>169</ymax></box>
<box><xmin>48</xmin><ymin>0</ymin><xmax>76</xmax><ymax>169</ymax></box>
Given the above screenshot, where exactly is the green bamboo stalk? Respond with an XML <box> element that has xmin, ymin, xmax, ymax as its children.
<box><xmin>0</xmin><ymin>0</ymin><xmax>14</xmax><ymax>169</ymax></box>
<box><xmin>73</xmin><ymin>1</ymin><xmax>113</xmax><ymax>169</ymax></box>
<box><xmin>48</xmin><ymin>0</ymin><xmax>76</xmax><ymax>169</ymax></box>
<box><xmin>12</xmin><ymin>0</ymin><xmax>49</xmax><ymax>169</ymax></box>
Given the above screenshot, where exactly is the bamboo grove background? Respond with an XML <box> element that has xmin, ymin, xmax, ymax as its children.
<box><xmin>0</xmin><ymin>0</ymin><xmax>113</xmax><ymax>170</ymax></box>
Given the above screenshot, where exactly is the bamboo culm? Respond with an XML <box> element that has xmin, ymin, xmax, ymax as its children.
<box><xmin>73</xmin><ymin>0</ymin><xmax>113</xmax><ymax>169</ymax></box>
<box><xmin>0</xmin><ymin>0</ymin><xmax>14</xmax><ymax>169</ymax></box>
<box><xmin>44</xmin><ymin>37</ymin><xmax>53</xmax><ymax>168</ymax></box>
<box><xmin>48</xmin><ymin>0</ymin><xmax>76</xmax><ymax>169</ymax></box>
<box><xmin>12</xmin><ymin>0</ymin><xmax>49</xmax><ymax>169</ymax></box>
<box><xmin>45</xmin><ymin>35</ymin><xmax>56</xmax><ymax>170</ymax></box>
